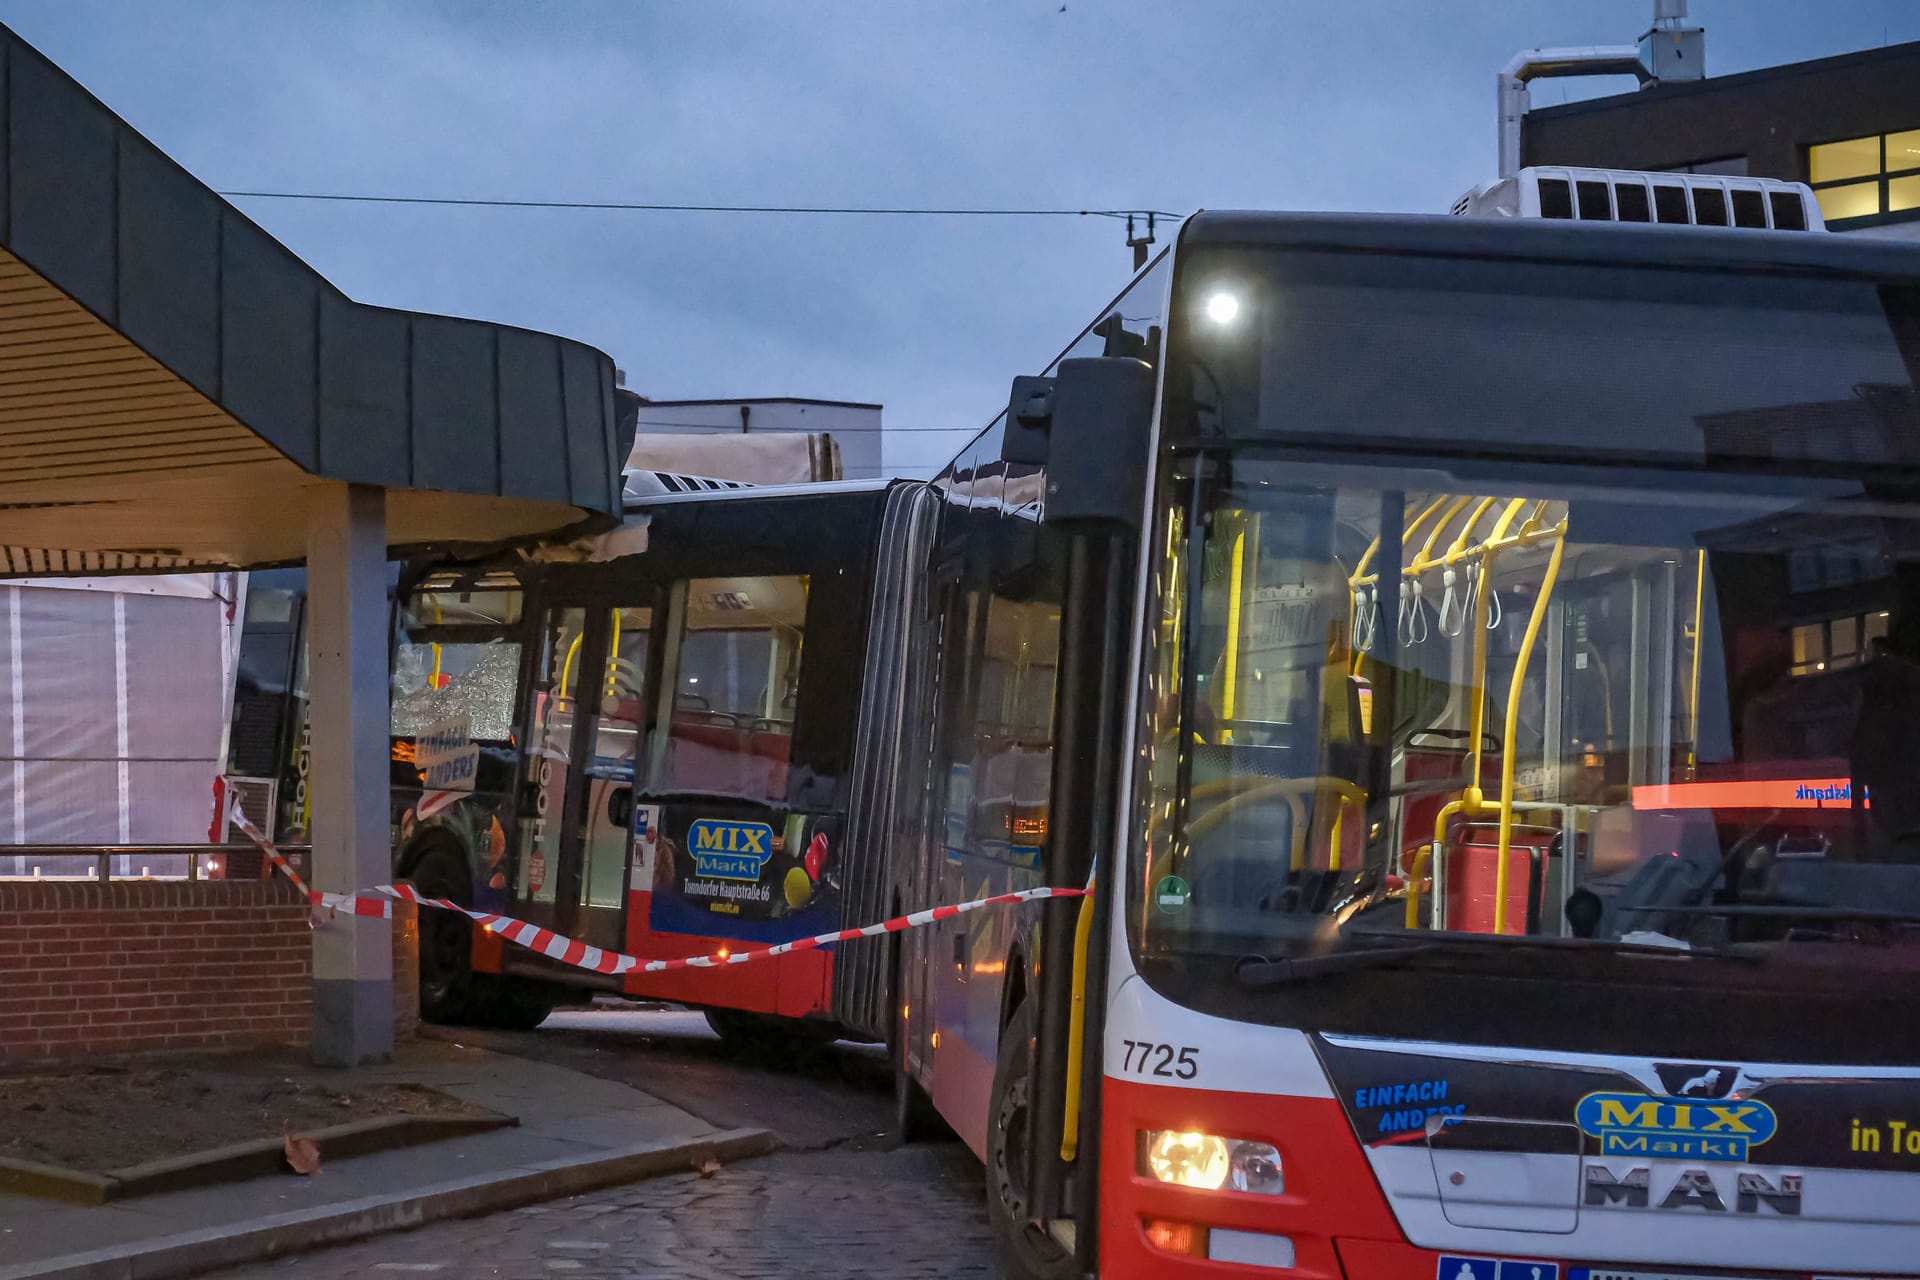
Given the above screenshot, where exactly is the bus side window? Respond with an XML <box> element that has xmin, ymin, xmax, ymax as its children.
<box><xmin>659</xmin><ymin>575</ymin><xmax>808</xmax><ymax>803</ymax></box>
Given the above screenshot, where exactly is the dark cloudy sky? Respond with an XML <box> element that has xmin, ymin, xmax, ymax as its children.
<box><xmin>3</xmin><ymin>1</ymin><xmax>1915</xmax><ymax>475</ymax></box>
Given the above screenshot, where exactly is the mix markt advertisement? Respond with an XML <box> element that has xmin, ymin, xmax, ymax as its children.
<box><xmin>644</xmin><ymin>806</ymin><xmax>842</xmax><ymax>944</ymax></box>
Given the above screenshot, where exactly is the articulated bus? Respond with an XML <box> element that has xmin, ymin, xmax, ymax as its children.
<box><xmin>384</xmin><ymin>478</ymin><xmax>893</xmax><ymax>1034</ymax></box>
<box><xmin>222</xmin><ymin>442</ymin><xmax>899</xmax><ymax>1040</ymax></box>
<box><xmin>836</xmin><ymin>182</ymin><xmax>1920</xmax><ymax>1278</ymax></box>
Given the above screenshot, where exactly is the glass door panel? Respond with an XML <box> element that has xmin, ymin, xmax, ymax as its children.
<box><xmin>578</xmin><ymin>604</ymin><xmax>652</xmax><ymax>913</ymax></box>
<box><xmin>512</xmin><ymin>606</ymin><xmax>587</xmax><ymax>920</ymax></box>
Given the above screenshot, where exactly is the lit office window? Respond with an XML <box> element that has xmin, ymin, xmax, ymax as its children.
<box><xmin>1808</xmin><ymin>129</ymin><xmax>1920</xmax><ymax>222</ymax></box>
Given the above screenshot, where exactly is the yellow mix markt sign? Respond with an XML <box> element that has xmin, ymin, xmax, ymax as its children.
<box><xmin>688</xmin><ymin>818</ymin><xmax>775</xmax><ymax>882</ymax></box>
<box><xmin>1575</xmin><ymin>1092</ymin><xmax>1778</xmax><ymax>1163</ymax></box>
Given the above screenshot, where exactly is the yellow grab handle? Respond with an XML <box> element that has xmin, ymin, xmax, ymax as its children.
<box><xmin>1060</xmin><ymin>877</ymin><xmax>1098</xmax><ymax>1163</ymax></box>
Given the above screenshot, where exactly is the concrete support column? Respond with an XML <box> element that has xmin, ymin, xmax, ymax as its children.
<box><xmin>305</xmin><ymin>482</ymin><xmax>394</xmax><ymax>1066</ymax></box>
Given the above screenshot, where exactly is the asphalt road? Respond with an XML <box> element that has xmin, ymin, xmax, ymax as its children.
<box><xmin>212</xmin><ymin>1007</ymin><xmax>999</xmax><ymax>1280</ymax></box>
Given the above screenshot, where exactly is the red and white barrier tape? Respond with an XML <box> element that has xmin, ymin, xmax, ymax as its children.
<box><xmin>225</xmin><ymin>807</ymin><xmax>1085</xmax><ymax>976</ymax></box>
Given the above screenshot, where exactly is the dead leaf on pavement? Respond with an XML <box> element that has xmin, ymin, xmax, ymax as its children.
<box><xmin>284</xmin><ymin>1122</ymin><xmax>321</xmax><ymax>1175</ymax></box>
<box><xmin>694</xmin><ymin>1155</ymin><xmax>722</xmax><ymax>1178</ymax></box>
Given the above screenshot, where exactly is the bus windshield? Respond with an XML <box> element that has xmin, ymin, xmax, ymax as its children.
<box><xmin>1133</xmin><ymin>240</ymin><xmax>1920</xmax><ymax>977</ymax></box>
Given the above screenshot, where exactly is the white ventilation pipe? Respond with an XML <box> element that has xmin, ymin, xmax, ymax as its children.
<box><xmin>1497</xmin><ymin>47</ymin><xmax>1653</xmax><ymax>179</ymax></box>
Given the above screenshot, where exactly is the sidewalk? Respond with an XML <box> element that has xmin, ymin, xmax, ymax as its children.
<box><xmin>0</xmin><ymin>1039</ymin><xmax>776</xmax><ymax>1280</ymax></box>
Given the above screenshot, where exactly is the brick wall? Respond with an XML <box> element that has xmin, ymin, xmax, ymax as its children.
<box><xmin>391</xmin><ymin>898</ymin><xmax>419</xmax><ymax>1041</ymax></box>
<box><xmin>0</xmin><ymin>880</ymin><xmax>313</xmax><ymax>1062</ymax></box>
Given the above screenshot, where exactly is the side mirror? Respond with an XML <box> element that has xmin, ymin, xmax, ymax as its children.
<box><xmin>607</xmin><ymin>784</ymin><xmax>634</xmax><ymax>830</ymax></box>
<box><xmin>1000</xmin><ymin>375</ymin><xmax>1054</xmax><ymax>466</ymax></box>
<box><xmin>1042</xmin><ymin>357</ymin><xmax>1155</xmax><ymax>535</ymax></box>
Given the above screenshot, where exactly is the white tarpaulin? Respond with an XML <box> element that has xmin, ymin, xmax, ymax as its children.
<box><xmin>625</xmin><ymin>431</ymin><xmax>840</xmax><ymax>485</ymax></box>
<box><xmin>0</xmin><ymin>576</ymin><xmax>235</xmax><ymax>867</ymax></box>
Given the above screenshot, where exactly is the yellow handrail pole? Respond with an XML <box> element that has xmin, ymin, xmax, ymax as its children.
<box><xmin>1404</xmin><ymin>847</ymin><xmax>1431</xmax><ymax>929</ymax></box>
<box><xmin>1462</xmin><ymin>505</ymin><xmax>1536</xmax><ymax>797</ymax></box>
<box><xmin>1407</xmin><ymin>496</ymin><xmax>1473</xmax><ymax>576</ymax></box>
<box><xmin>1327</xmin><ymin>795</ymin><xmax>1360</xmax><ymax>873</ymax></box>
<box><xmin>1354</xmin><ymin>495</ymin><xmax>1449</xmax><ymax>587</ymax></box>
<box><xmin>559</xmin><ymin>631</ymin><xmax>583</xmax><ymax>702</ymax></box>
<box><xmin>1493</xmin><ymin>532</ymin><xmax>1568</xmax><ymax>934</ymax></box>
<box><xmin>1223</xmin><ymin>527</ymin><xmax>1246</xmax><ymax>737</ymax></box>
<box><xmin>1287</xmin><ymin>794</ymin><xmax>1307</xmax><ymax>872</ymax></box>
<box><xmin>1354</xmin><ymin>495</ymin><xmax>1454</xmax><ymax>680</ymax></box>
<box><xmin>1446</xmin><ymin>498</ymin><xmax>1499</xmax><ymax>564</ymax></box>
<box><xmin>606</xmin><ymin>608</ymin><xmax>623</xmax><ymax>697</ymax></box>
<box><xmin>1466</xmin><ymin>564</ymin><xmax>1494</xmax><ymax>800</ymax></box>
<box><xmin>1408</xmin><ymin>797</ymin><xmax>1469</xmax><ymax>929</ymax></box>
<box><xmin>1185</xmin><ymin>775</ymin><xmax>1368</xmax><ymax>831</ymax></box>
<box><xmin>430</xmin><ymin>596</ymin><xmax>445</xmax><ymax>689</ymax></box>
<box><xmin>1185</xmin><ymin>776</ymin><xmax>1367</xmax><ymax>867</ymax></box>
<box><xmin>1060</xmin><ymin>875</ymin><xmax>1099</xmax><ymax>1162</ymax></box>
<box><xmin>1688</xmin><ymin>549</ymin><xmax>1706</xmax><ymax>773</ymax></box>
<box><xmin>1409</xmin><ymin>500</ymin><xmax>1532</xmax><ymax>930</ymax></box>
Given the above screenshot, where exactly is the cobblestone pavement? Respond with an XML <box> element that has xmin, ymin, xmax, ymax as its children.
<box><xmin>215</xmin><ymin>1009</ymin><xmax>998</xmax><ymax>1279</ymax></box>
<box><xmin>220</xmin><ymin>1143</ymin><xmax>994</xmax><ymax>1280</ymax></box>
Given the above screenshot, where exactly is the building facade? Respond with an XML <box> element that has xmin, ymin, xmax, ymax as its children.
<box><xmin>1523</xmin><ymin>40</ymin><xmax>1920</xmax><ymax>241</ymax></box>
<box><xmin>631</xmin><ymin>397</ymin><xmax>884</xmax><ymax>480</ymax></box>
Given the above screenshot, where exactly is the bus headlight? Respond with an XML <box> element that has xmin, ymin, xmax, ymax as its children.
<box><xmin>1141</xmin><ymin>1131</ymin><xmax>1284</xmax><ymax>1195</ymax></box>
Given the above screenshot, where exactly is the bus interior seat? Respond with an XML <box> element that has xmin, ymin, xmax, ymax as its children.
<box><xmin>1751</xmin><ymin>856</ymin><xmax>1920</xmax><ymax>915</ymax></box>
<box><xmin>1442</xmin><ymin>822</ymin><xmax>1559</xmax><ymax>935</ymax></box>
<box><xmin>1595</xmin><ymin>809</ymin><xmax>1724</xmax><ymax>939</ymax></box>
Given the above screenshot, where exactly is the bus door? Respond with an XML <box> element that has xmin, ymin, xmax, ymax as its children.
<box><xmin>510</xmin><ymin>597</ymin><xmax>655</xmax><ymax>956</ymax></box>
<box><xmin>633</xmin><ymin>572</ymin><xmax>837</xmax><ymax>1013</ymax></box>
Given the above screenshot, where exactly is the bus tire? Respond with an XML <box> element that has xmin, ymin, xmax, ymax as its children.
<box><xmin>987</xmin><ymin>1002</ymin><xmax>1076</xmax><ymax>1280</ymax></box>
<box><xmin>703</xmin><ymin>1008</ymin><xmax>838</xmax><ymax>1059</ymax></box>
<box><xmin>408</xmin><ymin>846</ymin><xmax>479</xmax><ymax>1026</ymax></box>
<box><xmin>480</xmin><ymin>977</ymin><xmax>556</xmax><ymax>1031</ymax></box>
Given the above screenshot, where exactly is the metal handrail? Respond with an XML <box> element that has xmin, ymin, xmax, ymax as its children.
<box><xmin>0</xmin><ymin>843</ymin><xmax>315</xmax><ymax>882</ymax></box>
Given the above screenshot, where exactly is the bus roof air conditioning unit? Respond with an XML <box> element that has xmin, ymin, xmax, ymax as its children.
<box><xmin>1454</xmin><ymin>167</ymin><xmax>1826</xmax><ymax>233</ymax></box>
<box><xmin>621</xmin><ymin>469</ymin><xmax>753</xmax><ymax>501</ymax></box>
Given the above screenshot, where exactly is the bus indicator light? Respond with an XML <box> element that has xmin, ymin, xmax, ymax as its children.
<box><xmin>1143</xmin><ymin>1218</ymin><xmax>1207</xmax><ymax>1257</ymax></box>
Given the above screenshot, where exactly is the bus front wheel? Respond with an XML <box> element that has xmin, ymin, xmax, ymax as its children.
<box><xmin>987</xmin><ymin>1002</ymin><xmax>1076</xmax><ymax>1280</ymax></box>
<box><xmin>409</xmin><ymin>847</ymin><xmax>478</xmax><ymax>1025</ymax></box>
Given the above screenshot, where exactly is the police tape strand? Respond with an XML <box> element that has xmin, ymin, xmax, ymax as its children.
<box><xmin>224</xmin><ymin>806</ymin><xmax>1086</xmax><ymax>976</ymax></box>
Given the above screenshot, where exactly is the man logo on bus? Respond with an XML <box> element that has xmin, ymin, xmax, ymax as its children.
<box><xmin>1575</xmin><ymin>1092</ymin><xmax>1778</xmax><ymax>1162</ymax></box>
<box><xmin>689</xmin><ymin>818</ymin><xmax>775</xmax><ymax>882</ymax></box>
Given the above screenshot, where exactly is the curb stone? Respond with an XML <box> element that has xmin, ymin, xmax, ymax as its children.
<box><xmin>0</xmin><ymin>1128</ymin><xmax>777</xmax><ymax>1280</ymax></box>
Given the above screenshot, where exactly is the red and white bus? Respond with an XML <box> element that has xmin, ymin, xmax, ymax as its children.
<box><xmin>844</xmin><ymin>173</ymin><xmax>1920</xmax><ymax>1277</ymax></box>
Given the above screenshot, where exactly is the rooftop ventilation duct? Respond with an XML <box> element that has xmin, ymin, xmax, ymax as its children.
<box><xmin>1497</xmin><ymin>0</ymin><xmax>1705</xmax><ymax>178</ymax></box>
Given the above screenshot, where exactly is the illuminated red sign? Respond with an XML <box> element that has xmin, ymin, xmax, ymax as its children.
<box><xmin>1632</xmin><ymin>778</ymin><xmax>1865</xmax><ymax>811</ymax></box>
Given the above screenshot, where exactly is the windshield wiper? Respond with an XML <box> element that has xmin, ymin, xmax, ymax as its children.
<box><xmin>1232</xmin><ymin>928</ymin><xmax>1763</xmax><ymax>988</ymax></box>
<box><xmin>1651</xmin><ymin>904</ymin><xmax>1920</xmax><ymax>926</ymax></box>
<box><xmin>1235</xmin><ymin>941</ymin><xmax>1442</xmax><ymax>987</ymax></box>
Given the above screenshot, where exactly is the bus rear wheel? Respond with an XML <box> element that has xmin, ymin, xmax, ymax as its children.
<box><xmin>987</xmin><ymin>1002</ymin><xmax>1076</xmax><ymax>1280</ymax></box>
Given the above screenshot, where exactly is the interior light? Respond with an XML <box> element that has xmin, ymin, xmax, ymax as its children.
<box><xmin>1204</xmin><ymin>291</ymin><xmax>1241</xmax><ymax>325</ymax></box>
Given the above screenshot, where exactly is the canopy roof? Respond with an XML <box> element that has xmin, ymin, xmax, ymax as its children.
<box><xmin>0</xmin><ymin>25</ymin><xmax>631</xmax><ymax>573</ymax></box>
